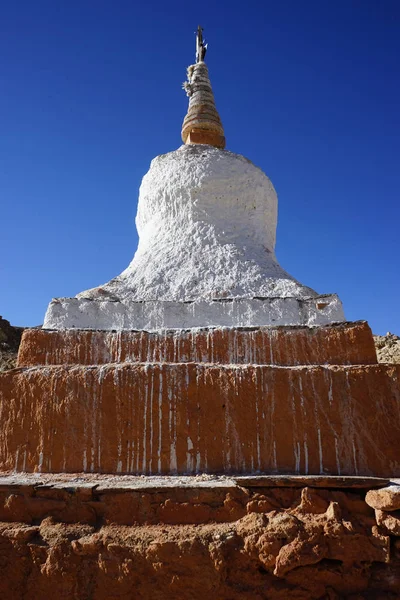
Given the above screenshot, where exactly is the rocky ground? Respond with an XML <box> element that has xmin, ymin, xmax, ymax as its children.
<box><xmin>374</xmin><ymin>332</ymin><xmax>400</xmax><ymax>364</ymax></box>
<box><xmin>0</xmin><ymin>475</ymin><xmax>399</xmax><ymax>599</ymax></box>
<box><xmin>0</xmin><ymin>317</ymin><xmax>24</xmax><ymax>371</ymax></box>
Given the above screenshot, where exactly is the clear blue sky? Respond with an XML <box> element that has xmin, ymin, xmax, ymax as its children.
<box><xmin>1</xmin><ymin>0</ymin><xmax>399</xmax><ymax>334</ymax></box>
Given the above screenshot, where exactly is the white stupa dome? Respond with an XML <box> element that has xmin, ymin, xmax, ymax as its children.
<box><xmin>77</xmin><ymin>144</ymin><xmax>316</xmax><ymax>302</ymax></box>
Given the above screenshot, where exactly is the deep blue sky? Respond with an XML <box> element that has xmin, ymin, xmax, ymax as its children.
<box><xmin>1</xmin><ymin>0</ymin><xmax>399</xmax><ymax>334</ymax></box>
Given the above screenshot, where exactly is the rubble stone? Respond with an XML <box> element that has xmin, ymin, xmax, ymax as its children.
<box><xmin>0</xmin><ymin>477</ymin><xmax>397</xmax><ymax>599</ymax></box>
<box><xmin>366</xmin><ymin>485</ymin><xmax>400</xmax><ymax>511</ymax></box>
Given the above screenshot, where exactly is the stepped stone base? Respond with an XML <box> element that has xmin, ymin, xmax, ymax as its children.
<box><xmin>1</xmin><ymin>363</ymin><xmax>399</xmax><ymax>476</ymax></box>
<box><xmin>18</xmin><ymin>321</ymin><xmax>377</xmax><ymax>367</ymax></box>
<box><xmin>1</xmin><ymin>321</ymin><xmax>399</xmax><ymax>478</ymax></box>
<box><xmin>43</xmin><ymin>294</ymin><xmax>344</xmax><ymax>330</ymax></box>
<box><xmin>0</xmin><ymin>473</ymin><xmax>399</xmax><ymax>599</ymax></box>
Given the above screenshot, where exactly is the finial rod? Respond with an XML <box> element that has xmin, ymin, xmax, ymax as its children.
<box><xmin>196</xmin><ymin>25</ymin><xmax>207</xmax><ymax>63</ymax></box>
<box><xmin>182</xmin><ymin>26</ymin><xmax>225</xmax><ymax>149</ymax></box>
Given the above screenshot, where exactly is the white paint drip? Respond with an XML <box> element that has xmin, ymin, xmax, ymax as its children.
<box><xmin>269</xmin><ymin>330</ymin><xmax>274</xmax><ymax>365</ymax></box>
<box><xmin>352</xmin><ymin>440</ymin><xmax>359</xmax><ymax>475</ymax></box>
<box><xmin>149</xmin><ymin>366</ymin><xmax>155</xmax><ymax>474</ymax></box>
<box><xmin>169</xmin><ymin>371</ymin><xmax>177</xmax><ymax>474</ymax></box>
<box><xmin>298</xmin><ymin>374</ymin><xmax>304</xmax><ymax>408</ymax></box>
<box><xmin>195</xmin><ymin>366</ymin><xmax>202</xmax><ymax>473</ymax></box>
<box><xmin>187</xmin><ymin>436</ymin><xmax>194</xmax><ymax>473</ymax></box>
<box><xmin>328</xmin><ymin>371</ymin><xmax>333</xmax><ymax>406</ymax></box>
<box><xmin>14</xmin><ymin>448</ymin><xmax>19</xmax><ymax>472</ymax></box>
<box><xmin>317</xmin><ymin>428</ymin><xmax>323</xmax><ymax>474</ymax></box>
<box><xmin>158</xmin><ymin>370</ymin><xmax>163</xmax><ymax>474</ymax></box>
<box><xmin>114</xmin><ymin>368</ymin><xmax>123</xmax><ymax>474</ymax></box>
<box><xmin>303</xmin><ymin>439</ymin><xmax>309</xmax><ymax>475</ymax></box>
<box><xmin>254</xmin><ymin>367</ymin><xmax>261</xmax><ymax>471</ymax></box>
<box><xmin>334</xmin><ymin>436</ymin><xmax>341</xmax><ymax>475</ymax></box>
<box><xmin>142</xmin><ymin>365</ymin><xmax>149</xmax><ymax>472</ymax></box>
<box><xmin>273</xmin><ymin>440</ymin><xmax>278</xmax><ymax>473</ymax></box>
<box><xmin>294</xmin><ymin>442</ymin><xmax>301</xmax><ymax>474</ymax></box>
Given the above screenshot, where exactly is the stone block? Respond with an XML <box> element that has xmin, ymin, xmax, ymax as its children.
<box><xmin>375</xmin><ymin>508</ymin><xmax>400</xmax><ymax>535</ymax></box>
<box><xmin>366</xmin><ymin>485</ymin><xmax>400</xmax><ymax>511</ymax></box>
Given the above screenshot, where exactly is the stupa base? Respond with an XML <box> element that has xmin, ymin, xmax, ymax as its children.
<box><xmin>2</xmin><ymin>321</ymin><xmax>399</xmax><ymax>478</ymax></box>
<box><xmin>18</xmin><ymin>321</ymin><xmax>377</xmax><ymax>367</ymax></box>
<box><xmin>1</xmin><ymin>342</ymin><xmax>399</xmax><ymax>476</ymax></box>
<box><xmin>43</xmin><ymin>294</ymin><xmax>344</xmax><ymax>330</ymax></box>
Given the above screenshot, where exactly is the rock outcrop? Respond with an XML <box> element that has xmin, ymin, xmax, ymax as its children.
<box><xmin>0</xmin><ymin>316</ymin><xmax>24</xmax><ymax>372</ymax></box>
<box><xmin>0</xmin><ymin>474</ymin><xmax>399</xmax><ymax>599</ymax></box>
<box><xmin>374</xmin><ymin>332</ymin><xmax>400</xmax><ymax>364</ymax></box>
<box><xmin>366</xmin><ymin>485</ymin><xmax>400</xmax><ymax>511</ymax></box>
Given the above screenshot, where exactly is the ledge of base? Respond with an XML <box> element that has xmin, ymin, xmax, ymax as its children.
<box><xmin>0</xmin><ymin>472</ymin><xmax>393</xmax><ymax>491</ymax></box>
<box><xmin>43</xmin><ymin>294</ymin><xmax>345</xmax><ymax>330</ymax></box>
<box><xmin>18</xmin><ymin>320</ymin><xmax>377</xmax><ymax>367</ymax></box>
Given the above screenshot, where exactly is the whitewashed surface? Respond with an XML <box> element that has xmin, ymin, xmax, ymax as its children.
<box><xmin>44</xmin><ymin>144</ymin><xmax>344</xmax><ymax>329</ymax></box>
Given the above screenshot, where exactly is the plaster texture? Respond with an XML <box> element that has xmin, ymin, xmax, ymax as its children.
<box><xmin>1</xmin><ymin>363</ymin><xmax>399</xmax><ymax>476</ymax></box>
<box><xmin>19</xmin><ymin>321</ymin><xmax>377</xmax><ymax>367</ymax></box>
<box><xmin>44</xmin><ymin>145</ymin><xmax>344</xmax><ymax>329</ymax></box>
<box><xmin>44</xmin><ymin>295</ymin><xmax>344</xmax><ymax>330</ymax></box>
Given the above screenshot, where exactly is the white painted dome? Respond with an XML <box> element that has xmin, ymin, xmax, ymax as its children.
<box><xmin>78</xmin><ymin>144</ymin><xmax>316</xmax><ymax>302</ymax></box>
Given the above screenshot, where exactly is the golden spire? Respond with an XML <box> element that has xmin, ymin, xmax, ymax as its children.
<box><xmin>181</xmin><ymin>26</ymin><xmax>226</xmax><ymax>149</ymax></box>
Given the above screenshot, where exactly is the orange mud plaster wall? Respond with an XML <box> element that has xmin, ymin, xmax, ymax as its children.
<box><xmin>0</xmin><ymin>363</ymin><xmax>399</xmax><ymax>476</ymax></box>
<box><xmin>18</xmin><ymin>322</ymin><xmax>377</xmax><ymax>367</ymax></box>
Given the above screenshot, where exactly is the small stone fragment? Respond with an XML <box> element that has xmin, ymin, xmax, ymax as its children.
<box><xmin>375</xmin><ymin>509</ymin><xmax>400</xmax><ymax>535</ymax></box>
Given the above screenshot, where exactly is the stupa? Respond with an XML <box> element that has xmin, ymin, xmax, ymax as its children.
<box><xmin>1</xmin><ymin>27</ymin><xmax>400</xmax><ymax>599</ymax></box>
<box><xmin>1</xmin><ymin>27</ymin><xmax>399</xmax><ymax>477</ymax></box>
<box><xmin>43</xmin><ymin>29</ymin><xmax>343</xmax><ymax>331</ymax></box>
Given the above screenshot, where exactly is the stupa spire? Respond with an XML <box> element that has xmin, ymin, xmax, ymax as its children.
<box><xmin>181</xmin><ymin>26</ymin><xmax>226</xmax><ymax>149</ymax></box>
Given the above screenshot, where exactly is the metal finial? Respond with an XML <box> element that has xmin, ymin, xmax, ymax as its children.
<box><xmin>196</xmin><ymin>25</ymin><xmax>207</xmax><ymax>63</ymax></box>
